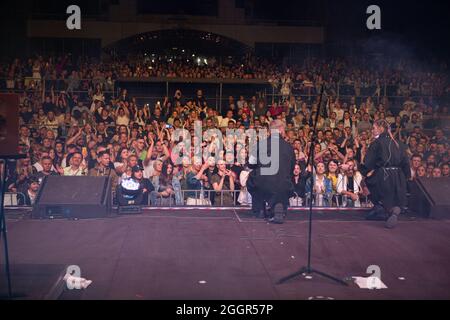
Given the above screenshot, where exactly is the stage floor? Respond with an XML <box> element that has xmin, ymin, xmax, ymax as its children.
<box><xmin>1</xmin><ymin>209</ymin><xmax>450</xmax><ymax>300</ymax></box>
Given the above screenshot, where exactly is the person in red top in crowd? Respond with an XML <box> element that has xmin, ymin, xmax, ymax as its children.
<box><xmin>269</xmin><ymin>103</ymin><xmax>283</xmax><ymax>118</ymax></box>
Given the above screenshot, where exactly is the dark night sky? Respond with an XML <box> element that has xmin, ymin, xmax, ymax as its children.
<box><xmin>0</xmin><ymin>0</ymin><xmax>449</xmax><ymax>58</ymax></box>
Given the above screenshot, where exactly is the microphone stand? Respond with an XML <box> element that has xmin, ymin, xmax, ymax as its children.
<box><xmin>277</xmin><ymin>85</ymin><xmax>348</xmax><ymax>286</ymax></box>
<box><xmin>0</xmin><ymin>159</ymin><xmax>16</xmax><ymax>298</ymax></box>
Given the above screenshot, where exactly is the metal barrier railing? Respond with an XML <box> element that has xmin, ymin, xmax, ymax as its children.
<box><xmin>4</xmin><ymin>192</ymin><xmax>27</xmax><ymax>207</ymax></box>
<box><xmin>0</xmin><ymin>77</ymin><xmax>115</xmax><ymax>99</ymax></box>
<box><xmin>145</xmin><ymin>189</ymin><xmax>372</xmax><ymax>208</ymax></box>
<box><xmin>4</xmin><ymin>189</ymin><xmax>372</xmax><ymax>209</ymax></box>
<box><xmin>2</xmin><ymin>77</ymin><xmax>445</xmax><ymax>108</ymax></box>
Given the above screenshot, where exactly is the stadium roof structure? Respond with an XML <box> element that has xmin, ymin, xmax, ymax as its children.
<box><xmin>104</xmin><ymin>28</ymin><xmax>252</xmax><ymax>58</ymax></box>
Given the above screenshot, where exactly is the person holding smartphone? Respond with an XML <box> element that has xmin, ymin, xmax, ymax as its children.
<box><xmin>211</xmin><ymin>160</ymin><xmax>235</xmax><ymax>206</ymax></box>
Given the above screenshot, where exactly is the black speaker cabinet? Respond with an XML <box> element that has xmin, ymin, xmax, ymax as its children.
<box><xmin>32</xmin><ymin>176</ymin><xmax>112</xmax><ymax>219</ymax></box>
<box><xmin>415</xmin><ymin>177</ymin><xmax>450</xmax><ymax>219</ymax></box>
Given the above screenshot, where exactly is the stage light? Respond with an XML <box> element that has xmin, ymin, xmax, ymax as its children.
<box><xmin>121</xmin><ymin>178</ymin><xmax>140</xmax><ymax>191</ymax></box>
<box><xmin>117</xmin><ymin>178</ymin><xmax>143</xmax><ymax>206</ymax></box>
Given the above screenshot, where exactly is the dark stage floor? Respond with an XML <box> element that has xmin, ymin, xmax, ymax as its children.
<box><xmin>1</xmin><ymin>209</ymin><xmax>450</xmax><ymax>300</ymax></box>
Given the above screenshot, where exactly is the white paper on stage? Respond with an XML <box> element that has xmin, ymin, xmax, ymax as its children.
<box><xmin>64</xmin><ymin>274</ymin><xmax>93</xmax><ymax>289</ymax></box>
<box><xmin>352</xmin><ymin>276</ymin><xmax>387</xmax><ymax>289</ymax></box>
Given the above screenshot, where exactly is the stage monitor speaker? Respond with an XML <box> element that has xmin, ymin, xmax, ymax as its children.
<box><xmin>415</xmin><ymin>177</ymin><xmax>450</xmax><ymax>219</ymax></box>
<box><xmin>32</xmin><ymin>176</ymin><xmax>112</xmax><ymax>219</ymax></box>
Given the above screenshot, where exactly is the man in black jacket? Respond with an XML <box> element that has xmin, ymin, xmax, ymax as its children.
<box><xmin>18</xmin><ymin>177</ymin><xmax>40</xmax><ymax>206</ymax></box>
<box><xmin>247</xmin><ymin>120</ymin><xmax>296</xmax><ymax>224</ymax></box>
<box><xmin>360</xmin><ymin>119</ymin><xmax>411</xmax><ymax>229</ymax></box>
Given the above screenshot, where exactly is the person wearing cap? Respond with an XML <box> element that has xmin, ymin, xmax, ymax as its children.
<box><xmin>247</xmin><ymin>120</ymin><xmax>296</xmax><ymax>224</ymax></box>
<box><xmin>131</xmin><ymin>165</ymin><xmax>155</xmax><ymax>205</ymax></box>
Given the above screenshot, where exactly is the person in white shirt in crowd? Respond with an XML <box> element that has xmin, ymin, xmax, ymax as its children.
<box><xmin>220</xmin><ymin>110</ymin><xmax>235</xmax><ymax>128</ymax></box>
<box><xmin>337</xmin><ymin>160</ymin><xmax>363</xmax><ymax>207</ymax></box>
<box><xmin>63</xmin><ymin>152</ymin><xmax>87</xmax><ymax>176</ymax></box>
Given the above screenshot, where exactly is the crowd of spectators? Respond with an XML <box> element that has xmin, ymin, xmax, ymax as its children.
<box><xmin>1</xmin><ymin>54</ymin><xmax>448</xmax><ymax>208</ymax></box>
<box><xmin>1</xmin><ymin>54</ymin><xmax>448</xmax><ymax>100</ymax></box>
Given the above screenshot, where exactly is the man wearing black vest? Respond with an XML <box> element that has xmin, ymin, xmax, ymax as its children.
<box><xmin>247</xmin><ymin>120</ymin><xmax>296</xmax><ymax>224</ymax></box>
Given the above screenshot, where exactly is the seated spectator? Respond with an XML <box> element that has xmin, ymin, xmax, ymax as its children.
<box><xmin>116</xmin><ymin>165</ymin><xmax>154</xmax><ymax>206</ymax></box>
<box><xmin>132</xmin><ymin>165</ymin><xmax>155</xmax><ymax>205</ymax></box>
<box><xmin>405</xmin><ymin>114</ymin><xmax>423</xmax><ymax>133</ymax></box>
<box><xmin>410</xmin><ymin>154</ymin><xmax>423</xmax><ymax>179</ymax></box>
<box><xmin>18</xmin><ymin>177</ymin><xmax>40</xmax><ymax>206</ymax></box>
<box><xmin>114</xmin><ymin>147</ymin><xmax>129</xmax><ymax>175</ymax></box>
<box><xmin>337</xmin><ymin>160</ymin><xmax>363</xmax><ymax>207</ymax></box>
<box><xmin>416</xmin><ymin>165</ymin><xmax>427</xmax><ymax>178</ymax></box>
<box><xmin>357</xmin><ymin>113</ymin><xmax>372</xmax><ymax>133</ymax></box>
<box><xmin>219</xmin><ymin>110</ymin><xmax>235</xmax><ymax>128</ymax></box>
<box><xmin>306</xmin><ymin>162</ymin><xmax>333</xmax><ymax>206</ymax></box>
<box><xmin>32</xmin><ymin>152</ymin><xmax>57</xmax><ymax>174</ymax></box>
<box><xmin>32</xmin><ymin>156</ymin><xmax>59</xmax><ymax>183</ymax></box>
<box><xmin>432</xmin><ymin>167</ymin><xmax>442</xmax><ymax>178</ymax></box>
<box><xmin>63</xmin><ymin>152</ymin><xmax>87</xmax><ymax>176</ymax></box>
<box><xmin>6</xmin><ymin>157</ymin><xmax>33</xmax><ymax>192</ymax></box>
<box><xmin>290</xmin><ymin>163</ymin><xmax>309</xmax><ymax>206</ymax></box>
<box><xmin>88</xmin><ymin>151</ymin><xmax>119</xmax><ymax>190</ymax></box>
<box><xmin>426</xmin><ymin>165</ymin><xmax>434</xmax><ymax>177</ymax></box>
<box><xmin>326</xmin><ymin>160</ymin><xmax>339</xmax><ymax>193</ymax></box>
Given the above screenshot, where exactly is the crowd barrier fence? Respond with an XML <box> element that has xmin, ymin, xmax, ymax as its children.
<box><xmin>4</xmin><ymin>190</ymin><xmax>372</xmax><ymax>210</ymax></box>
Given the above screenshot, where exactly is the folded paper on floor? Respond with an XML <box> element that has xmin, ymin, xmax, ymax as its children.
<box><xmin>352</xmin><ymin>276</ymin><xmax>387</xmax><ymax>289</ymax></box>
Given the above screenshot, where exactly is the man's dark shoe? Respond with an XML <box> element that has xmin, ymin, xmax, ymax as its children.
<box><xmin>252</xmin><ymin>209</ymin><xmax>266</xmax><ymax>219</ymax></box>
<box><xmin>269</xmin><ymin>203</ymin><xmax>285</xmax><ymax>224</ymax></box>
<box><xmin>365</xmin><ymin>205</ymin><xmax>386</xmax><ymax>221</ymax></box>
<box><xmin>257</xmin><ymin>210</ymin><xmax>267</xmax><ymax>219</ymax></box>
<box><xmin>385</xmin><ymin>207</ymin><xmax>401</xmax><ymax>229</ymax></box>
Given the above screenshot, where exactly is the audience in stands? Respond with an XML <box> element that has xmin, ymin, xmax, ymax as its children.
<box><xmin>1</xmin><ymin>53</ymin><xmax>448</xmax><ymax>209</ymax></box>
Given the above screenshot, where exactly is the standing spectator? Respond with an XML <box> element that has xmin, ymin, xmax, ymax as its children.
<box><xmin>89</xmin><ymin>151</ymin><xmax>119</xmax><ymax>190</ymax></box>
<box><xmin>211</xmin><ymin>160</ymin><xmax>235</xmax><ymax>206</ymax></box>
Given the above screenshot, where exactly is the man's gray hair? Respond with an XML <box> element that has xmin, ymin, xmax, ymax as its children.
<box><xmin>269</xmin><ymin>119</ymin><xmax>285</xmax><ymax>132</ymax></box>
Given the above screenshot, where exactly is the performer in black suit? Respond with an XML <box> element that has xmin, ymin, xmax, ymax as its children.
<box><xmin>247</xmin><ymin>120</ymin><xmax>296</xmax><ymax>224</ymax></box>
<box><xmin>360</xmin><ymin>119</ymin><xmax>411</xmax><ymax>228</ymax></box>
